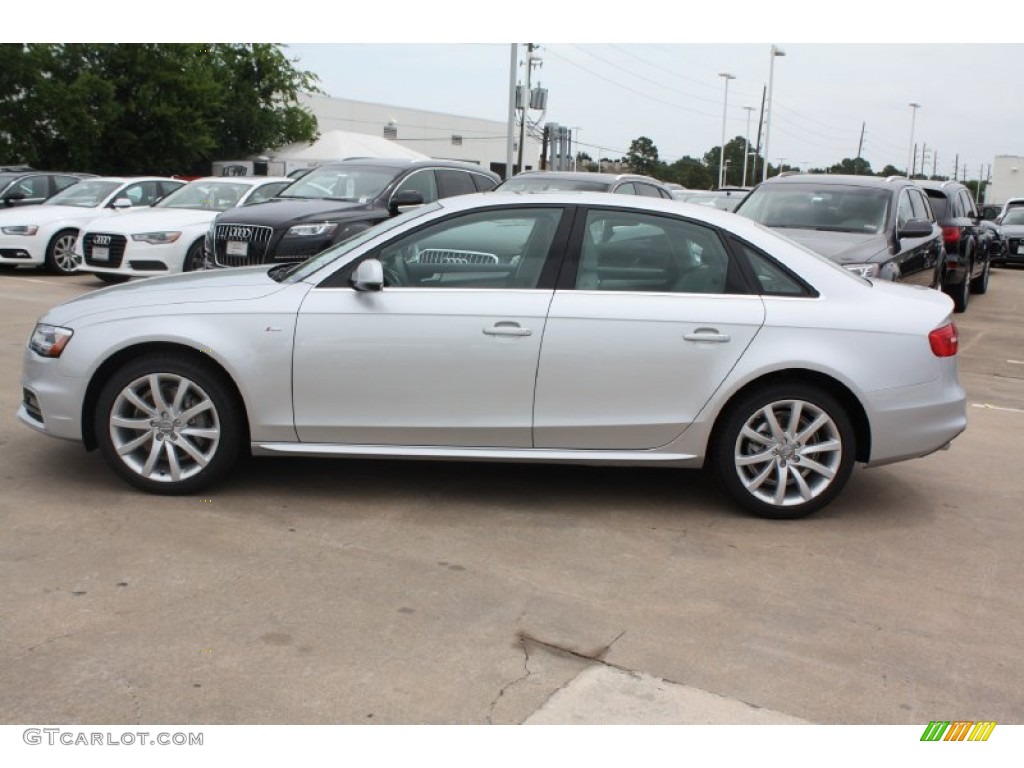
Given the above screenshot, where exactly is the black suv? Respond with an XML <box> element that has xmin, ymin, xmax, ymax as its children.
<box><xmin>733</xmin><ymin>174</ymin><xmax>944</xmax><ymax>286</ymax></box>
<box><xmin>1</xmin><ymin>170</ymin><xmax>95</xmax><ymax>208</ymax></box>
<box><xmin>206</xmin><ymin>158</ymin><xmax>500</xmax><ymax>267</ymax></box>
<box><xmin>917</xmin><ymin>180</ymin><xmax>992</xmax><ymax>312</ymax></box>
<box><xmin>497</xmin><ymin>171</ymin><xmax>676</xmax><ymax>198</ymax></box>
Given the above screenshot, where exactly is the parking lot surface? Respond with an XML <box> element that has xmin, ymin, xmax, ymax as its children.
<box><xmin>1</xmin><ymin>268</ymin><xmax>1022</xmax><ymax>724</ymax></box>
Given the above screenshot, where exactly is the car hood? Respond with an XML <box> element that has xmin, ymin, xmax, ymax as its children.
<box><xmin>770</xmin><ymin>228</ymin><xmax>888</xmax><ymax>263</ymax></box>
<box><xmin>82</xmin><ymin>208</ymin><xmax>217</xmax><ymax>234</ymax></box>
<box><xmin>999</xmin><ymin>224</ymin><xmax>1024</xmax><ymax>237</ymax></box>
<box><xmin>42</xmin><ymin>266</ymin><xmax>289</xmax><ymax>326</ymax></box>
<box><xmin>215</xmin><ymin>198</ymin><xmax>377</xmax><ymax>227</ymax></box>
<box><xmin>0</xmin><ymin>204</ymin><xmax>109</xmax><ymax>224</ymax></box>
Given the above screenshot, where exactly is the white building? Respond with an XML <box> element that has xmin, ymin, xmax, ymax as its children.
<box><xmin>295</xmin><ymin>93</ymin><xmax>541</xmax><ymax>178</ymax></box>
<box><xmin>986</xmin><ymin>155</ymin><xmax>1024</xmax><ymax>204</ymax></box>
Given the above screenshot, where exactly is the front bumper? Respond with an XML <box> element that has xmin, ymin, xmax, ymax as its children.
<box><xmin>19</xmin><ymin>347</ymin><xmax>87</xmax><ymax>443</ymax></box>
<box><xmin>0</xmin><ymin>233</ymin><xmax>47</xmax><ymax>265</ymax></box>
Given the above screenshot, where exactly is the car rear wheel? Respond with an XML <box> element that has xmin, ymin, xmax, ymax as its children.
<box><xmin>712</xmin><ymin>383</ymin><xmax>856</xmax><ymax>519</ymax></box>
<box><xmin>945</xmin><ymin>264</ymin><xmax>970</xmax><ymax>313</ymax></box>
<box><xmin>44</xmin><ymin>229</ymin><xmax>79</xmax><ymax>275</ymax></box>
<box><xmin>969</xmin><ymin>258</ymin><xmax>990</xmax><ymax>294</ymax></box>
<box><xmin>94</xmin><ymin>353</ymin><xmax>244</xmax><ymax>494</ymax></box>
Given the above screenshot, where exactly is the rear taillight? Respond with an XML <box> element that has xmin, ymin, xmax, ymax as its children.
<box><xmin>942</xmin><ymin>226</ymin><xmax>960</xmax><ymax>247</ymax></box>
<box><xmin>929</xmin><ymin>322</ymin><xmax>959</xmax><ymax>357</ymax></box>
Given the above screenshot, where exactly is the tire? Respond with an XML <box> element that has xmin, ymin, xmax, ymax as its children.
<box><xmin>712</xmin><ymin>383</ymin><xmax>856</xmax><ymax>520</ymax></box>
<box><xmin>969</xmin><ymin>257</ymin><xmax>990</xmax><ymax>294</ymax></box>
<box><xmin>94</xmin><ymin>353</ymin><xmax>244</xmax><ymax>494</ymax></box>
<box><xmin>183</xmin><ymin>239</ymin><xmax>205</xmax><ymax>272</ymax></box>
<box><xmin>44</xmin><ymin>229</ymin><xmax>79</xmax><ymax>275</ymax></box>
<box><xmin>946</xmin><ymin>265</ymin><xmax>970</xmax><ymax>313</ymax></box>
<box><xmin>96</xmin><ymin>273</ymin><xmax>130</xmax><ymax>285</ymax></box>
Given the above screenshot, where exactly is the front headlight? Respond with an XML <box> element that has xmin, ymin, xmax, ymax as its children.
<box><xmin>131</xmin><ymin>231</ymin><xmax>181</xmax><ymax>244</ymax></box>
<box><xmin>28</xmin><ymin>323</ymin><xmax>74</xmax><ymax>358</ymax></box>
<box><xmin>286</xmin><ymin>223</ymin><xmax>338</xmax><ymax>238</ymax></box>
<box><xmin>2</xmin><ymin>225</ymin><xmax>39</xmax><ymax>236</ymax></box>
<box><xmin>843</xmin><ymin>263</ymin><xmax>881</xmax><ymax>278</ymax></box>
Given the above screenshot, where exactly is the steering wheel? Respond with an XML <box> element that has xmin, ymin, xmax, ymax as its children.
<box><xmin>382</xmin><ymin>255</ymin><xmax>410</xmax><ymax>287</ymax></box>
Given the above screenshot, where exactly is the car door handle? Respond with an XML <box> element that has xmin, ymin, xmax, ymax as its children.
<box><xmin>483</xmin><ymin>322</ymin><xmax>532</xmax><ymax>337</ymax></box>
<box><xmin>683</xmin><ymin>329</ymin><xmax>731</xmax><ymax>343</ymax></box>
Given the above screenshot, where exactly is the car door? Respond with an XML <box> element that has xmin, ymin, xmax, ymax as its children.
<box><xmin>533</xmin><ymin>207</ymin><xmax>766</xmax><ymax>450</ymax></box>
<box><xmin>292</xmin><ymin>205</ymin><xmax>568</xmax><ymax>447</ymax></box>
<box><xmin>892</xmin><ymin>188</ymin><xmax>937</xmax><ymax>285</ymax></box>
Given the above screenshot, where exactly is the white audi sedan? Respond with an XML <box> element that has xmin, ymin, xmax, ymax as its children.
<box><xmin>18</xmin><ymin>192</ymin><xmax>967</xmax><ymax>518</ymax></box>
<box><xmin>0</xmin><ymin>177</ymin><xmax>186</xmax><ymax>274</ymax></box>
<box><xmin>74</xmin><ymin>176</ymin><xmax>292</xmax><ymax>284</ymax></box>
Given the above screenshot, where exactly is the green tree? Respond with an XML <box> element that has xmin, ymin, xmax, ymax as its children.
<box><xmin>878</xmin><ymin>164</ymin><xmax>903</xmax><ymax>177</ymax></box>
<box><xmin>828</xmin><ymin>157</ymin><xmax>873</xmax><ymax>175</ymax></box>
<box><xmin>0</xmin><ymin>44</ymin><xmax>319</xmax><ymax>175</ymax></box>
<box><xmin>665</xmin><ymin>156</ymin><xmax>713</xmax><ymax>189</ymax></box>
<box><xmin>626</xmin><ymin>136</ymin><xmax>659</xmax><ymax>176</ymax></box>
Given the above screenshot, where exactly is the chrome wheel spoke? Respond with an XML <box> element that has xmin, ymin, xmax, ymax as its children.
<box><xmin>164</xmin><ymin>441</ymin><xmax>182</xmax><ymax>482</ymax></box>
<box><xmin>740</xmin><ymin>425</ymin><xmax>773</xmax><ymax>446</ymax></box>
<box><xmin>798</xmin><ymin>457</ymin><xmax>836</xmax><ymax>480</ymax></box>
<box><xmin>124</xmin><ymin>389</ymin><xmax>158</xmax><ymax>417</ymax></box>
<box><xmin>800</xmin><ymin>438</ymin><xmax>841</xmax><ymax>456</ymax></box>
<box><xmin>141</xmin><ymin>438</ymin><xmax>163</xmax><ymax>477</ymax></box>
<box><xmin>180</xmin><ymin>426</ymin><xmax>218</xmax><ymax>441</ymax></box>
<box><xmin>171</xmin><ymin>377</ymin><xmax>191</xmax><ymax>412</ymax></box>
<box><xmin>744</xmin><ymin>461</ymin><xmax>776</xmax><ymax>491</ymax></box>
<box><xmin>796</xmin><ymin>413</ymin><xmax>830</xmax><ymax>443</ymax></box>
<box><xmin>762</xmin><ymin>406</ymin><xmax>786</xmax><ymax>441</ymax></box>
<box><xmin>786</xmin><ymin>400</ymin><xmax>804</xmax><ymax>435</ymax></box>
<box><xmin>174</xmin><ymin>435</ymin><xmax>210</xmax><ymax>467</ymax></box>
<box><xmin>736</xmin><ymin>448</ymin><xmax>775</xmax><ymax>467</ymax></box>
<box><xmin>117</xmin><ymin>431</ymin><xmax>152</xmax><ymax>455</ymax></box>
<box><xmin>772</xmin><ymin>465</ymin><xmax>789</xmax><ymax>505</ymax></box>
<box><xmin>791</xmin><ymin>469</ymin><xmax>813</xmax><ymax>502</ymax></box>
<box><xmin>148</xmin><ymin>374</ymin><xmax>171</xmax><ymax>413</ymax></box>
<box><xmin>179</xmin><ymin>399</ymin><xmax>214</xmax><ymax>423</ymax></box>
<box><xmin>111</xmin><ymin>415</ymin><xmax>151</xmax><ymax>431</ymax></box>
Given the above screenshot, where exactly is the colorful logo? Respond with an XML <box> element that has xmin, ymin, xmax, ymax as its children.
<box><xmin>920</xmin><ymin>721</ymin><xmax>996</xmax><ymax>741</ymax></box>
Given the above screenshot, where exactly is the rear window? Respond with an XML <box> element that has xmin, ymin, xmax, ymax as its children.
<box><xmin>924</xmin><ymin>191</ymin><xmax>949</xmax><ymax>219</ymax></box>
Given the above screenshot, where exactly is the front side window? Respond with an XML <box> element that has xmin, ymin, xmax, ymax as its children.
<box><xmin>244</xmin><ymin>181</ymin><xmax>290</xmax><ymax>205</ymax></box>
<box><xmin>375</xmin><ymin>207</ymin><xmax>564</xmax><ymax>289</ymax></box>
<box><xmin>119</xmin><ymin>181</ymin><xmax>162</xmax><ymax>207</ymax></box>
<box><xmin>896</xmin><ymin>191</ymin><xmax>915</xmax><ymax>230</ymax></box>
<box><xmin>393</xmin><ymin>169</ymin><xmax>439</xmax><ymax>204</ymax></box>
<box><xmin>575</xmin><ymin>210</ymin><xmax>733</xmax><ymax>294</ymax></box>
<box><xmin>436</xmin><ymin>169</ymin><xmax>477</xmax><ymax>198</ymax></box>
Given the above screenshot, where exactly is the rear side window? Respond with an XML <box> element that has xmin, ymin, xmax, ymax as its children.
<box><xmin>925</xmin><ymin>191</ymin><xmax>949</xmax><ymax>220</ymax></box>
<box><xmin>472</xmin><ymin>174</ymin><xmax>498</xmax><ymax>192</ymax></box>
<box><xmin>735</xmin><ymin>242</ymin><xmax>813</xmax><ymax>296</ymax></box>
<box><xmin>436</xmin><ymin>169</ymin><xmax>478</xmax><ymax>198</ymax></box>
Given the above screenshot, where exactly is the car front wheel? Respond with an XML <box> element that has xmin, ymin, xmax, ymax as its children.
<box><xmin>44</xmin><ymin>229</ymin><xmax>79</xmax><ymax>275</ymax></box>
<box><xmin>94</xmin><ymin>353</ymin><xmax>244</xmax><ymax>494</ymax></box>
<box><xmin>712</xmin><ymin>383</ymin><xmax>856</xmax><ymax>519</ymax></box>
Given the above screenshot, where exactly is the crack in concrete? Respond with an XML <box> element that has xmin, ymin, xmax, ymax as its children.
<box><xmin>487</xmin><ymin>630</ymin><xmax>629</xmax><ymax>724</ymax></box>
<box><xmin>121</xmin><ymin>678</ymin><xmax>143</xmax><ymax>725</ymax></box>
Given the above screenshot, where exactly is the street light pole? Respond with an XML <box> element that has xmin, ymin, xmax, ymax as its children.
<box><xmin>907</xmin><ymin>102</ymin><xmax>921</xmax><ymax>178</ymax></box>
<box><xmin>762</xmin><ymin>45</ymin><xmax>786</xmax><ymax>182</ymax></box>
<box><xmin>718</xmin><ymin>72</ymin><xmax>736</xmax><ymax>189</ymax></box>
<box><xmin>741</xmin><ymin>106</ymin><xmax>754</xmax><ymax>187</ymax></box>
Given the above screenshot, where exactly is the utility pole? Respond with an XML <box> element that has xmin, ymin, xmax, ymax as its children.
<box><xmin>932</xmin><ymin>150</ymin><xmax>938</xmax><ymax>179</ymax></box>
<box><xmin>505</xmin><ymin>44</ymin><xmax>517</xmax><ymax>180</ymax></box>
<box><xmin>855</xmin><ymin>122</ymin><xmax>865</xmax><ymax>173</ymax></box>
<box><xmin>954</xmin><ymin>153</ymin><xmax>959</xmax><ymax>181</ymax></box>
<box><xmin>742</xmin><ymin>106</ymin><xmax>755</xmax><ymax>186</ymax></box>
<box><xmin>516</xmin><ymin>43</ymin><xmax>542</xmax><ymax>175</ymax></box>
<box><xmin>912</xmin><ymin>143</ymin><xmax>918</xmax><ymax>178</ymax></box>
<box><xmin>753</xmin><ymin>86</ymin><xmax>766</xmax><ymax>183</ymax></box>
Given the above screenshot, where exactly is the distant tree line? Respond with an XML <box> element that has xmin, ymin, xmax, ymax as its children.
<box><xmin>584</xmin><ymin>135</ymin><xmax>987</xmax><ymax>198</ymax></box>
<box><xmin>0</xmin><ymin>44</ymin><xmax>320</xmax><ymax>176</ymax></box>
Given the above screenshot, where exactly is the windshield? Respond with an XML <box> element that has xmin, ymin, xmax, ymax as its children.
<box><xmin>278</xmin><ymin>166</ymin><xmax>399</xmax><ymax>202</ymax></box>
<box><xmin>44</xmin><ymin>180</ymin><xmax>121</xmax><ymax>208</ymax></box>
<box><xmin>737</xmin><ymin>184</ymin><xmax>890</xmax><ymax>234</ymax></box>
<box><xmin>273</xmin><ymin>201</ymin><xmax>444</xmax><ymax>283</ymax></box>
<box><xmin>498</xmin><ymin>177</ymin><xmax>613</xmax><ymax>192</ymax></box>
<box><xmin>156</xmin><ymin>181</ymin><xmax>252</xmax><ymax>211</ymax></box>
<box><xmin>1002</xmin><ymin>209</ymin><xmax>1024</xmax><ymax>225</ymax></box>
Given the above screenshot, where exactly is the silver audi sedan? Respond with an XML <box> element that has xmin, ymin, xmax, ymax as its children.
<box><xmin>19</xmin><ymin>192</ymin><xmax>966</xmax><ymax>519</ymax></box>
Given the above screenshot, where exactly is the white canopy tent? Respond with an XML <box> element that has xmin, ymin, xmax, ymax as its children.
<box><xmin>271</xmin><ymin>129</ymin><xmax>428</xmax><ymax>164</ymax></box>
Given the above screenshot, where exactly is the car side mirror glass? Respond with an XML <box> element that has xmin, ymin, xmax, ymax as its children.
<box><xmin>5</xmin><ymin>191</ymin><xmax>26</xmax><ymax>203</ymax></box>
<box><xmin>389</xmin><ymin>190</ymin><xmax>424</xmax><ymax>215</ymax></box>
<box><xmin>899</xmin><ymin>218</ymin><xmax>933</xmax><ymax>239</ymax></box>
<box><xmin>351</xmin><ymin>259</ymin><xmax>384</xmax><ymax>292</ymax></box>
<box><xmin>111</xmin><ymin>197</ymin><xmax>133</xmax><ymax>209</ymax></box>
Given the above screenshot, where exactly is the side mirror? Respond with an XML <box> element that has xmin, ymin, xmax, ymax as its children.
<box><xmin>898</xmin><ymin>218</ymin><xmax>933</xmax><ymax>239</ymax></box>
<box><xmin>111</xmin><ymin>197</ymin><xmax>133</xmax><ymax>209</ymax></box>
<box><xmin>388</xmin><ymin>190</ymin><xmax>424</xmax><ymax>215</ymax></box>
<box><xmin>351</xmin><ymin>259</ymin><xmax>384</xmax><ymax>292</ymax></box>
<box><xmin>4</xmin><ymin>192</ymin><xmax>26</xmax><ymax>205</ymax></box>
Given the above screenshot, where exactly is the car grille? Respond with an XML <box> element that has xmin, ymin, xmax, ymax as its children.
<box><xmin>82</xmin><ymin>233</ymin><xmax>128</xmax><ymax>267</ymax></box>
<box><xmin>417</xmin><ymin>249</ymin><xmax>499</xmax><ymax>265</ymax></box>
<box><xmin>213</xmin><ymin>224</ymin><xmax>274</xmax><ymax>267</ymax></box>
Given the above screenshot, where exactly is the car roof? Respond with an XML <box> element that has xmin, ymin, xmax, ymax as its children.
<box><xmin>757</xmin><ymin>173</ymin><xmax>914</xmax><ymax>189</ymax></box>
<box><xmin>510</xmin><ymin>170</ymin><xmax>664</xmax><ymax>183</ymax></box>
<box><xmin>312</xmin><ymin>157</ymin><xmax>498</xmax><ymax>176</ymax></box>
<box><xmin>183</xmin><ymin>176</ymin><xmax>293</xmax><ymax>185</ymax></box>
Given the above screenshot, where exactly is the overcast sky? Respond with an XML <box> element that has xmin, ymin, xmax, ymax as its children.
<box><xmin>285</xmin><ymin>42</ymin><xmax>1024</xmax><ymax>180</ymax></box>
<box><xmin>12</xmin><ymin>2</ymin><xmax>1024</xmax><ymax>182</ymax></box>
